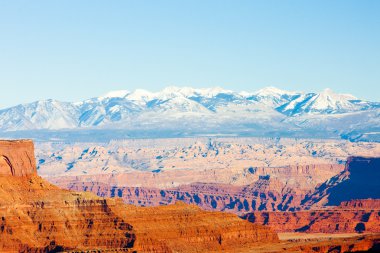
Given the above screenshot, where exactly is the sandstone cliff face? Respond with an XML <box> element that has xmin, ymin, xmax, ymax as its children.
<box><xmin>0</xmin><ymin>140</ymin><xmax>36</xmax><ymax>177</ymax></box>
<box><xmin>113</xmin><ymin>202</ymin><xmax>279</xmax><ymax>252</ymax></box>
<box><xmin>338</xmin><ymin>199</ymin><xmax>380</xmax><ymax>209</ymax></box>
<box><xmin>0</xmin><ymin>175</ymin><xmax>135</xmax><ymax>252</ymax></box>
<box><xmin>242</xmin><ymin>199</ymin><xmax>380</xmax><ymax>233</ymax></box>
<box><xmin>0</xmin><ymin>140</ymin><xmax>135</xmax><ymax>251</ymax></box>
<box><xmin>283</xmin><ymin>234</ymin><xmax>380</xmax><ymax>253</ymax></box>
<box><xmin>0</xmin><ymin>175</ymin><xmax>281</xmax><ymax>253</ymax></box>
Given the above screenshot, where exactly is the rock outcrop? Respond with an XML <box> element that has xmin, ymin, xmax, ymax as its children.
<box><xmin>0</xmin><ymin>140</ymin><xmax>37</xmax><ymax>177</ymax></box>
<box><xmin>0</xmin><ymin>176</ymin><xmax>136</xmax><ymax>252</ymax></box>
<box><xmin>338</xmin><ymin>199</ymin><xmax>380</xmax><ymax>209</ymax></box>
<box><xmin>0</xmin><ymin>139</ymin><xmax>136</xmax><ymax>252</ymax></box>
<box><xmin>282</xmin><ymin>234</ymin><xmax>380</xmax><ymax>253</ymax></box>
<box><xmin>242</xmin><ymin>199</ymin><xmax>380</xmax><ymax>233</ymax></box>
<box><xmin>115</xmin><ymin>202</ymin><xmax>279</xmax><ymax>252</ymax></box>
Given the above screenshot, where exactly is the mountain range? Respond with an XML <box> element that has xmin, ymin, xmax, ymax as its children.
<box><xmin>0</xmin><ymin>86</ymin><xmax>379</xmax><ymax>141</ymax></box>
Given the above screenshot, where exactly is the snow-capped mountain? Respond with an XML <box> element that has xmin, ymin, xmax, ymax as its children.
<box><xmin>249</xmin><ymin>86</ymin><xmax>301</xmax><ymax>107</ymax></box>
<box><xmin>277</xmin><ymin>88</ymin><xmax>376</xmax><ymax>116</ymax></box>
<box><xmin>0</xmin><ymin>100</ymin><xmax>79</xmax><ymax>131</ymax></box>
<box><xmin>0</xmin><ymin>86</ymin><xmax>378</xmax><ymax>141</ymax></box>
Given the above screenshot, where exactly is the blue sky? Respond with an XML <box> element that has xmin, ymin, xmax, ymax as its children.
<box><xmin>0</xmin><ymin>0</ymin><xmax>379</xmax><ymax>108</ymax></box>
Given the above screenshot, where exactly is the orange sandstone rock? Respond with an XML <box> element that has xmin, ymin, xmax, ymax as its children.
<box><xmin>242</xmin><ymin>199</ymin><xmax>380</xmax><ymax>233</ymax></box>
<box><xmin>0</xmin><ymin>140</ymin><xmax>37</xmax><ymax>177</ymax></box>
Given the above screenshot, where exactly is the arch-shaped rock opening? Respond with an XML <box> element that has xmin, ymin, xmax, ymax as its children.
<box><xmin>0</xmin><ymin>155</ymin><xmax>15</xmax><ymax>176</ymax></box>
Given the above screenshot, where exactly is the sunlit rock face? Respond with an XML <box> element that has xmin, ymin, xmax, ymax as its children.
<box><xmin>0</xmin><ymin>140</ymin><xmax>37</xmax><ymax>177</ymax></box>
<box><xmin>242</xmin><ymin>199</ymin><xmax>380</xmax><ymax>233</ymax></box>
<box><xmin>0</xmin><ymin>140</ymin><xmax>135</xmax><ymax>252</ymax></box>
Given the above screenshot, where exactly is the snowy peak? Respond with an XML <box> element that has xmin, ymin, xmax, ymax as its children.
<box><xmin>125</xmin><ymin>89</ymin><xmax>155</xmax><ymax>103</ymax></box>
<box><xmin>277</xmin><ymin>88</ymin><xmax>368</xmax><ymax>115</ymax></box>
<box><xmin>251</xmin><ymin>86</ymin><xmax>301</xmax><ymax>107</ymax></box>
<box><xmin>191</xmin><ymin>87</ymin><xmax>234</xmax><ymax>98</ymax></box>
<box><xmin>311</xmin><ymin>88</ymin><xmax>357</xmax><ymax>110</ymax></box>
<box><xmin>319</xmin><ymin>88</ymin><xmax>357</xmax><ymax>101</ymax></box>
<box><xmin>158</xmin><ymin>86</ymin><xmax>233</xmax><ymax>99</ymax></box>
<box><xmin>100</xmin><ymin>86</ymin><xmax>234</xmax><ymax>102</ymax></box>
<box><xmin>254</xmin><ymin>86</ymin><xmax>299</xmax><ymax>97</ymax></box>
<box><xmin>148</xmin><ymin>96</ymin><xmax>211</xmax><ymax>114</ymax></box>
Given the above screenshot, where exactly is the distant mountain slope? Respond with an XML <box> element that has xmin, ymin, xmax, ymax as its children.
<box><xmin>0</xmin><ymin>86</ymin><xmax>378</xmax><ymax>141</ymax></box>
<box><xmin>277</xmin><ymin>88</ymin><xmax>378</xmax><ymax>116</ymax></box>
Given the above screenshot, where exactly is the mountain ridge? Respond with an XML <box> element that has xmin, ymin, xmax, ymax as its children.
<box><xmin>0</xmin><ymin>86</ymin><xmax>378</xmax><ymax>141</ymax></box>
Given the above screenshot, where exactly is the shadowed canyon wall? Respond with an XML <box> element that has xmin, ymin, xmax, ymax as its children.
<box><xmin>302</xmin><ymin>157</ymin><xmax>380</xmax><ymax>208</ymax></box>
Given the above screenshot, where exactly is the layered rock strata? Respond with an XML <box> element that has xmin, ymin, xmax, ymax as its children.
<box><xmin>50</xmin><ymin>164</ymin><xmax>346</xmax><ymax>214</ymax></box>
<box><xmin>114</xmin><ymin>202</ymin><xmax>279</xmax><ymax>252</ymax></box>
<box><xmin>59</xmin><ymin>179</ymin><xmax>305</xmax><ymax>214</ymax></box>
<box><xmin>0</xmin><ymin>140</ymin><xmax>135</xmax><ymax>252</ymax></box>
<box><xmin>242</xmin><ymin>199</ymin><xmax>380</xmax><ymax>233</ymax></box>
<box><xmin>0</xmin><ymin>139</ymin><xmax>36</xmax><ymax>177</ymax></box>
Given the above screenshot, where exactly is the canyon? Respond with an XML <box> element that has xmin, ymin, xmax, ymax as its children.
<box><xmin>37</xmin><ymin>138</ymin><xmax>380</xmax><ymax>179</ymax></box>
<box><xmin>44</xmin><ymin>138</ymin><xmax>380</xmax><ymax>214</ymax></box>
<box><xmin>1</xmin><ymin>139</ymin><xmax>380</xmax><ymax>252</ymax></box>
<box><xmin>54</xmin><ymin>156</ymin><xmax>380</xmax><ymax>235</ymax></box>
<box><xmin>0</xmin><ymin>139</ymin><xmax>281</xmax><ymax>252</ymax></box>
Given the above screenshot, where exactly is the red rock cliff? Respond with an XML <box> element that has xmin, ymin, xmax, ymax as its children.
<box><xmin>0</xmin><ymin>140</ymin><xmax>37</xmax><ymax>177</ymax></box>
<box><xmin>242</xmin><ymin>199</ymin><xmax>380</xmax><ymax>233</ymax></box>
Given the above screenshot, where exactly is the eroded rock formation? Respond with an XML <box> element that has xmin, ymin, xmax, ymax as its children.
<box><xmin>0</xmin><ymin>139</ymin><xmax>280</xmax><ymax>252</ymax></box>
<box><xmin>242</xmin><ymin>199</ymin><xmax>380</xmax><ymax>233</ymax></box>
<box><xmin>54</xmin><ymin>157</ymin><xmax>380</xmax><ymax>214</ymax></box>
<box><xmin>0</xmin><ymin>140</ymin><xmax>36</xmax><ymax>177</ymax></box>
<box><xmin>115</xmin><ymin>202</ymin><xmax>279</xmax><ymax>252</ymax></box>
<box><xmin>0</xmin><ymin>139</ymin><xmax>135</xmax><ymax>252</ymax></box>
<box><xmin>2</xmin><ymin>139</ymin><xmax>379</xmax><ymax>252</ymax></box>
<box><xmin>51</xmin><ymin>164</ymin><xmax>346</xmax><ymax>214</ymax></box>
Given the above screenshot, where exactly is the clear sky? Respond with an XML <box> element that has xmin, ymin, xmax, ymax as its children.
<box><xmin>0</xmin><ymin>0</ymin><xmax>379</xmax><ymax>108</ymax></box>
